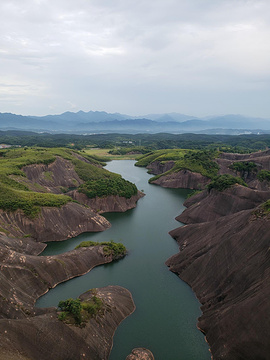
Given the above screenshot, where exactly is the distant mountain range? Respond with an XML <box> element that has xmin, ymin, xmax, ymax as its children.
<box><xmin>0</xmin><ymin>111</ymin><xmax>269</xmax><ymax>134</ymax></box>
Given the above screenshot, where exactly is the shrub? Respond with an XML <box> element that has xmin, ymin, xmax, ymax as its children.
<box><xmin>229</xmin><ymin>162</ymin><xmax>257</xmax><ymax>176</ymax></box>
<box><xmin>58</xmin><ymin>298</ymin><xmax>82</xmax><ymax>325</ymax></box>
<box><xmin>75</xmin><ymin>240</ymin><xmax>127</xmax><ymax>260</ymax></box>
<box><xmin>257</xmin><ymin>170</ymin><xmax>270</xmax><ymax>182</ymax></box>
<box><xmin>207</xmin><ymin>174</ymin><xmax>247</xmax><ymax>192</ymax></box>
<box><xmin>78</xmin><ymin>177</ymin><xmax>137</xmax><ymax>199</ymax></box>
<box><xmin>58</xmin><ymin>295</ymin><xmax>104</xmax><ymax>325</ymax></box>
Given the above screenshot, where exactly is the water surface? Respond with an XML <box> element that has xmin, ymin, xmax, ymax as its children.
<box><xmin>37</xmin><ymin>160</ymin><xmax>210</xmax><ymax>360</ymax></box>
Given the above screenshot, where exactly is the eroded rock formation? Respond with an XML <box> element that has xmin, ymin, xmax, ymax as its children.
<box><xmin>1</xmin><ymin>155</ymin><xmax>143</xmax><ymax>241</ymax></box>
<box><xmin>0</xmin><ymin>285</ymin><xmax>135</xmax><ymax>360</ymax></box>
<box><xmin>0</xmin><ymin>233</ymin><xmax>135</xmax><ymax>359</ymax></box>
<box><xmin>178</xmin><ymin>185</ymin><xmax>270</xmax><ymax>224</ymax></box>
<box><xmin>126</xmin><ymin>348</ymin><xmax>155</xmax><ymax>360</ymax></box>
<box><xmin>151</xmin><ymin>169</ymin><xmax>210</xmax><ymax>190</ymax></box>
<box><xmin>0</xmin><ymin>203</ymin><xmax>110</xmax><ymax>241</ymax></box>
<box><xmin>147</xmin><ymin>150</ymin><xmax>270</xmax><ymax>359</ymax></box>
<box><xmin>69</xmin><ymin>190</ymin><xmax>144</xmax><ymax>214</ymax></box>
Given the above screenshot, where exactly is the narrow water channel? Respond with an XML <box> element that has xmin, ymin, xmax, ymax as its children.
<box><xmin>36</xmin><ymin>160</ymin><xmax>210</xmax><ymax>360</ymax></box>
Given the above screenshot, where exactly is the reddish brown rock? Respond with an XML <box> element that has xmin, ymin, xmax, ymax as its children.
<box><xmin>0</xmin><ymin>202</ymin><xmax>110</xmax><ymax>241</ymax></box>
<box><xmin>151</xmin><ymin>169</ymin><xmax>210</xmax><ymax>190</ymax></box>
<box><xmin>69</xmin><ymin>190</ymin><xmax>145</xmax><ymax>213</ymax></box>
<box><xmin>0</xmin><ymin>286</ymin><xmax>135</xmax><ymax>360</ymax></box>
<box><xmin>126</xmin><ymin>348</ymin><xmax>155</xmax><ymax>360</ymax></box>
<box><xmin>167</xmin><ymin>207</ymin><xmax>270</xmax><ymax>360</ymax></box>
<box><xmin>22</xmin><ymin>156</ymin><xmax>84</xmax><ymax>193</ymax></box>
<box><xmin>178</xmin><ymin>185</ymin><xmax>270</xmax><ymax>224</ymax></box>
<box><xmin>146</xmin><ymin>160</ymin><xmax>175</xmax><ymax>175</ymax></box>
<box><xmin>0</xmin><ymin>232</ymin><xmax>135</xmax><ymax>360</ymax></box>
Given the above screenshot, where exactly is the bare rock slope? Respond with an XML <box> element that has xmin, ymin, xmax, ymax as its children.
<box><xmin>0</xmin><ymin>234</ymin><xmax>135</xmax><ymax>359</ymax></box>
<box><xmin>146</xmin><ymin>150</ymin><xmax>270</xmax><ymax>359</ymax></box>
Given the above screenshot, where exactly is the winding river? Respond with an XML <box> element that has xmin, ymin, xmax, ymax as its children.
<box><xmin>36</xmin><ymin>160</ymin><xmax>210</xmax><ymax>360</ymax></box>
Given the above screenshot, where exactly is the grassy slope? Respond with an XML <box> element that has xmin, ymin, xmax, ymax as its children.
<box><xmin>136</xmin><ymin>149</ymin><xmax>219</xmax><ymax>181</ymax></box>
<box><xmin>0</xmin><ymin>147</ymin><xmax>138</xmax><ymax>217</ymax></box>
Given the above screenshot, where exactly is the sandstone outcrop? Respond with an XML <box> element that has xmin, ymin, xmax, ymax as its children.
<box><xmin>0</xmin><ymin>233</ymin><xmax>135</xmax><ymax>359</ymax></box>
<box><xmin>146</xmin><ymin>160</ymin><xmax>175</xmax><ymax>175</ymax></box>
<box><xmin>126</xmin><ymin>348</ymin><xmax>155</xmax><ymax>360</ymax></box>
<box><xmin>1</xmin><ymin>154</ymin><xmax>143</xmax><ymax>241</ymax></box>
<box><xmin>167</xmin><ymin>207</ymin><xmax>270</xmax><ymax>360</ymax></box>
<box><xmin>178</xmin><ymin>185</ymin><xmax>270</xmax><ymax>224</ymax></box>
<box><xmin>0</xmin><ymin>202</ymin><xmax>110</xmax><ymax>241</ymax></box>
<box><xmin>146</xmin><ymin>150</ymin><xmax>270</xmax><ymax>359</ymax></box>
<box><xmin>69</xmin><ymin>190</ymin><xmax>145</xmax><ymax>213</ymax></box>
<box><xmin>0</xmin><ymin>286</ymin><xmax>135</xmax><ymax>360</ymax></box>
<box><xmin>151</xmin><ymin>169</ymin><xmax>210</xmax><ymax>189</ymax></box>
<box><xmin>22</xmin><ymin>156</ymin><xmax>84</xmax><ymax>193</ymax></box>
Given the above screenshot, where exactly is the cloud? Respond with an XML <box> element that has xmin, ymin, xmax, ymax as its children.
<box><xmin>0</xmin><ymin>0</ymin><xmax>270</xmax><ymax>117</ymax></box>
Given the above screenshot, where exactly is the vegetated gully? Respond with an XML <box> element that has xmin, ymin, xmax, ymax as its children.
<box><xmin>36</xmin><ymin>160</ymin><xmax>210</xmax><ymax>360</ymax></box>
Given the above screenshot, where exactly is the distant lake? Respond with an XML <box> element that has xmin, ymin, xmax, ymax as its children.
<box><xmin>36</xmin><ymin>160</ymin><xmax>210</xmax><ymax>360</ymax></box>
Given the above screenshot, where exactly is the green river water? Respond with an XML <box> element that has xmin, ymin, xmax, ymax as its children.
<box><xmin>36</xmin><ymin>160</ymin><xmax>210</xmax><ymax>360</ymax></box>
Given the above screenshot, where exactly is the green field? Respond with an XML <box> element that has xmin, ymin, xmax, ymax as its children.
<box><xmin>82</xmin><ymin>148</ymin><xmax>142</xmax><ymax>160</ymax></box>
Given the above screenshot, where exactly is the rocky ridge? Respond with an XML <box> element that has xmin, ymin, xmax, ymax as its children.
<box><xmin>0</xmin><ymin>231</ymin><xmax>135</xmax><ymax>359</ymax></box>
<box><xmin>142</xmin><ymin>149</ymin><xmax>270</xmax><ymax>359</ymax></box>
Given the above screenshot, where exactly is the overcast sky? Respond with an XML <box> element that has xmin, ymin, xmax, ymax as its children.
<box><xmin>0</xmin><ymin>0</ymin><xmax>269</xmax><ymax>118</ymax></box>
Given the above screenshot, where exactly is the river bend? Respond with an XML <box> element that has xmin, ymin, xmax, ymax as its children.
<box><xmin>36</xmin><ymin>160</ymin><xmax>210</xmax><ymax>360</ymax></box>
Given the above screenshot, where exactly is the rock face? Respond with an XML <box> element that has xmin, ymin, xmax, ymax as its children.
<box><xmin>217</xmin><ymin>149</ymin><xmax>270</xmax><ymax>188</ymax></box>
<box><xmin>0</xmin><ymin>202</ymin><xmax>110</xmax><ymax>241</ymax></box>
<box><xmin>69</xmin><ymin>190</ymin><xmax>145</xmax><ymax>213</ymax></box>
<box><xmin>1</xmin><ymin>155</ymin><xmax>143</xmax><ymax>241</ymax></box>
<box><xmin>0</xmin><ymin>233</ymin><xmax>135</xmax><ymax>359</ymax></box>
<box><xmin>167</xmin><ymin>194</ymin><xmax>270</xmax><ymax>359</ymax></box>
<box><xmin>22</xmin><ymin>156</ymin><xmax>84</xmax><ymax>193</ymax></box>
<box><xmin>151</xmin><ymin>169</ymin><xmax>210</xmax><ymax>189</ymax></box>
<box><xmin>0</xmin><ymin>286</ymin><xmax>135</xmax><ymax>360</ymax></box>
<box><xmin>178</xmin><ymin>185</ymin><xmax>270</xmax><ymax>224</ymax></box>
<box><xmin>146</xmin><ymin>160</ymin><xmax>175</xmax><ymax>175</ymax></box>
<box><xmin>126</xmin><ymin>348</ymin><xmax>155</xmax><ymax>360</ymax></box>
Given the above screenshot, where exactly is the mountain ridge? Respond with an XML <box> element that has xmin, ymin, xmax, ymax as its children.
<box><xmin>0</xmin><ymin>111</ymin><xmax>270</xmax><ymax>134</ymax></box>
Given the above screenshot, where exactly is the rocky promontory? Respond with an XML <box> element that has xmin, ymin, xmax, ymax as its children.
<box><xmin>0</xmin><ymin>232</ymin><xmax>135</xmax><ymax>359</ymax></box>
<box><xmin>0</xmin><ymin>285</ymin><xmax>135</xmax><ymax>360</ymax></box>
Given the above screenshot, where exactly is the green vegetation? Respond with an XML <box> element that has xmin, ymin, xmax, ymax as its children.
<box><xmin>0</xmin><ymin>147</ymin><xmax>138</xmax><ymax>217</ymax></box>
<box><xmin>78</xmin><ymin>177</ymin><xmax>137</xmax><ymax>199</ymax></box>
<box><xmin>137</xmin><ymin>149</ymin><xmax>219</xmax><ymax>182</ymax></box>
<box><xmin>135</xmin><ymin>149</ymin><xmax>186</xmax><ymax>168</ymax></box>
<box><xmin>253</xmin><ymin>200</ymin><xmax>270</xmax><ymax>218</ymax></box>
<box><xmin>75</xmin><ymin>240</ymin><xmax>127</xmax><ymax>260</ymax></box>
<box><xmin>207</xmin><ymin>174</ymin><xmax>247</xmax><ymax>192</ymax></box>
<box><xmin>1</xmin><ymin>130</ymin><xmax>270</xmax><ymax>153</ymax></box>
<box><xmin>58</xmin><ymin>294</ymin><xmax>104</xmax><ymax>326</ymax></box>
<box><xmin>257</xmin><ymin>170</ymin><xmax>270</xmax><ymax>182</ymax></box>
<box><xmin>229</xmin><ymin>162</ymin><xmax>257</xmax><ymax>177</ymax></box>
<box><xmin>187</xmin><ymin>190</ymin><xmax>202</xmax><ymax>198</ymax></box>
<box><xmin>260</xmin><ymin>200</ymin><xmax>270</xmax><ymax>214</ymax></box>
<box><xmin>0</xmin><ymin>183</ymin><xmax>71</xmax><ymax>217</ymax></box>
